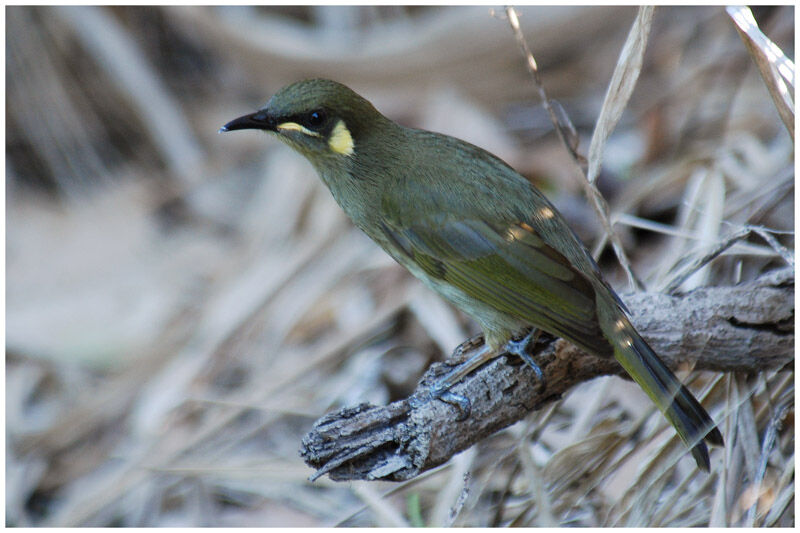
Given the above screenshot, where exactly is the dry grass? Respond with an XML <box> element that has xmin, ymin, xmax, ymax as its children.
<box><xmin>6</xmin><ymin>6</ymin><xmax>794</xmax><ymax>527</ymax></box>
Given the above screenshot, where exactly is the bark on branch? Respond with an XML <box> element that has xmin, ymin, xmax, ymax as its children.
<box><xmin>301</xmin><ymin>268</ymin><xmax>793</xmax><ymax>482</ymax></box>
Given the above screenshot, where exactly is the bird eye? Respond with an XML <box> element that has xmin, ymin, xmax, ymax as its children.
<box><xmin>305</xmin><ymin>109</ymin><xmax>326</xmax><ymax>129</ymax></box>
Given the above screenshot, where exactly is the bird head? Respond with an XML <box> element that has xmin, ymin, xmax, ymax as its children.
<box><xmin>220</xmin><ymin>79</ymin><xmax>386</xmax><ymax>165</ymax></box>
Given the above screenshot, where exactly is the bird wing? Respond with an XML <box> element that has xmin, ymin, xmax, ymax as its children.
<box><xmin>379</xmin><ymin>216</ymin><xmax>607</xmax><ymax>348</ymax></box>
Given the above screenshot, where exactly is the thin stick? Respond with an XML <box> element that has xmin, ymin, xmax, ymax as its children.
<box><xmin>664</xmin><ymin>224</ymin><xmax>794</xmax><ymax>294</ymax></box>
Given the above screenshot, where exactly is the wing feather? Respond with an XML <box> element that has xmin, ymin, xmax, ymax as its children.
<box><xmin>381</xmin><ymin>217</ymin><xmax>607</xmax><ymax>348</ymax></box>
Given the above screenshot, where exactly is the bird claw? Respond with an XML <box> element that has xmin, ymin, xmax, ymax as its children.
<box><xmin>409</xmin><ymin>381</ymin><xmax>472</xmax><ymax>420</ymax></box>
<box><xmin>438</xmin><ymin>391</ymin><xmax>471</xmax><ymax>420</ymax></box>
<box><xmin>505</xmin><ymin>331</ymin><xmax>546</xmax><ymax>393</ymax></box>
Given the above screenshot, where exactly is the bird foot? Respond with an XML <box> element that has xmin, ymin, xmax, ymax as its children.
<box><xmin>410</xmin><ymin>344</ymin><xmax>497</xmax><ymax>420</ymax></box>
<box><xmin>504</xmin><ymin>330</ymin><xmax>546</xmax><ymax>393</ymax></box>
<box><xmin>409</xmin><ymin>380</ymin><xmax>472</xmax><ymax>420</ymax></box>
<box><xmin>410</xmin><ymin>332</ymin><xmax>545</xmax><ymax>419</ymax></box>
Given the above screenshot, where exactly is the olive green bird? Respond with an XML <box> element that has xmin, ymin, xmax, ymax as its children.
<box><xmin>221</xmin><ymin>79</ymin><xmax>723</xmax><ymax>470</ymax></box>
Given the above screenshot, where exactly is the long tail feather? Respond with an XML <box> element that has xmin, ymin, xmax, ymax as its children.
<box><xmin>604</xmin><ymin>312</ymin><xmax>723</xmax><ymax>470</ymax></box>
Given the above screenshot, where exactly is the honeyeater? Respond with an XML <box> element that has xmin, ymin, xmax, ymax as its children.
<box><xmin>221</xmin><ymin>78</ymin><xmax>723</xmax><ymax>470</ymax></box>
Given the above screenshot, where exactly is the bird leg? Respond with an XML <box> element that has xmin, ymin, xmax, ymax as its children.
<box><xmin>413</xmin><ymin>329</ymin><xmax>546</xmax><ymax>420</ymax></box>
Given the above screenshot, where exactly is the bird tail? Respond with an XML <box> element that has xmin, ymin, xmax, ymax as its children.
<box><xmin>604</xmin><ymin>314</ymin><xmax>724</xmax><ymax>471</ymax></box>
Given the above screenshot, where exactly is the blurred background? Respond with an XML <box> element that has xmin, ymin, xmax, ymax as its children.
<box><xmin>5</xmin><ymin>5</ymin><xmax>794</xmax><ymax>526</ymax></box>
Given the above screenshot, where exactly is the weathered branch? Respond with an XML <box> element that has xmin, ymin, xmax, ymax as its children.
<box><xmin>301</xmin><ymin>268</ymin><xmax>793</xmax><ymax>482</ymax></box>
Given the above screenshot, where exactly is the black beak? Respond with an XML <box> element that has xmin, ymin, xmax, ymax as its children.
<box><xmin>219</xmin><ymin>110</ymin><xmax>275</xmax><ymax>133</ymax></box>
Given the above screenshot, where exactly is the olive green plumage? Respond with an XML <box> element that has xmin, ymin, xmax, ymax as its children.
<box><xmin>222</xmin><ymin>78</ymin><xmax>723</xmax><ymax>470</ymax></box>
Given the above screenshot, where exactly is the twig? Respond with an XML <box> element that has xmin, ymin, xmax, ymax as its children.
<box><xmin>747</xmin><ymin>225</ymin><xmax>795</xmax><ymax>269</ymax></box>
<box><xmin>505</xmin><ymin>6</ymin><xmax>649</xmax><ymax>291</ymax></box>
<box><xmin>302</xmin><ymin>268</ymin><xmax>793</xmax><ymax>481</ymax></box>
<box><xmin>663</xmin><ymin>225</ymin><xmax>794</xmax><ymax>294</ymax></box>
<box><xmin>503</xmin><ymin>7</ymin><xmax>582</xmax><ymax>161</ymax></box>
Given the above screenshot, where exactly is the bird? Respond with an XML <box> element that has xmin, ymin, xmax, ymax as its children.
<box><xmin>220</xmin><ymin>78</ymin><xmax>723</xmax><ymax>470</ymax></box>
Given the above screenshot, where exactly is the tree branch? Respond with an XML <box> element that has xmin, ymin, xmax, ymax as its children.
<box><xmin>301</xmin><ymin>268</ymin><xmax>793</xmax><ymax>482</ymax></box>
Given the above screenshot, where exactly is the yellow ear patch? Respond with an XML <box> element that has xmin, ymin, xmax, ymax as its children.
<box><xmin>329</xmin><ymin>120</ymin><xmax>354</xmax><ymax>156</ymax></box>
<box><xmin>277</xmin><ymin>122</ymin><xmax>320</xmax><ymax>137</ymax></box>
